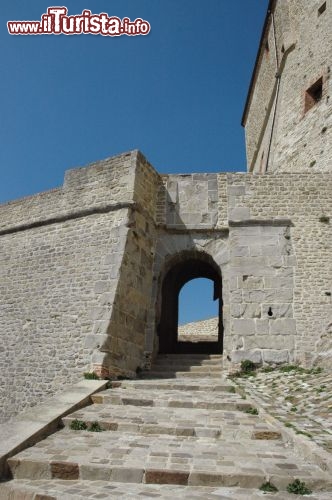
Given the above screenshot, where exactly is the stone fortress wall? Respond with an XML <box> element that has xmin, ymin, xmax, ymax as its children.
<box><xmin>243</xmin><ymin>0</ymin><xmax>332</xmax><ymax>174</ymax></box>
<box><xmin>0</xmin><ymin>0</ymin><xmax>331</xmax><ymax>425</ymax></box>
<box><xmin>0</xmin><ymin>155</ymin><xmax>134</xmax><ymax>418</ymax></box>
<box><xmin>0</xmin><ymin>150</ymin><xmax>331</xmax><ymax>423</ymax></box>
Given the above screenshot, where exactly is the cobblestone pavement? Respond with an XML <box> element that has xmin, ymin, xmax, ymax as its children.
<box><xmin>2</xmin><ymin>479</ymin><xmax>332</xmax><ymax>500</ymax></box>
<box><xmin>1</xmin><ymin>355</ymin><xmax>332</xmax><ymax>499</ymax></box>
<box><xmin>230</xmin><ymin>366</ymin><xmax>332</xmax><ymax>452</ymax></box>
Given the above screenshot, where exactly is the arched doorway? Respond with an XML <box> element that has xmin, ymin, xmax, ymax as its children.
<box><xmin>158</xmin><ymin>253</ymin><xmax>223</xmax><ymax>354</ymax></box>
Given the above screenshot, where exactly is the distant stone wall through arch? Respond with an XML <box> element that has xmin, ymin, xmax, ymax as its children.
<box><xmin>157</xmin><ymin>251</ymin><xmax>223</xmax><ymax>354</ymax></box>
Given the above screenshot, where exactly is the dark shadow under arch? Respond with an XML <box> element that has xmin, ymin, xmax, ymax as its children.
<box><xmin>158</xmin><ymin>253</ymin><xmax>223</xmax><ymax>354</ymax></box>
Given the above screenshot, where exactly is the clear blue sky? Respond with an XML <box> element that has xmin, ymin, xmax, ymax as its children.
<box><xmin>1</xmin><ymin>0</ymin><xmax>267</xmax><ymax>203</ymax></box>
<box><xmin>179</xmin><ymin>278</ymin><xmax>217</xmax><ymax>325</ymax></box>
<box><xmin>1</xmin><ymin>1</ymin><xmax>267</xmax><ymax>324</ymax></box>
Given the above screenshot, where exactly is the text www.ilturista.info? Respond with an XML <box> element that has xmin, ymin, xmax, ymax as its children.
<box><xmin>7</xmin><ymin>7</ymin><xmax>151</xmax><ymax>36</ymax></box>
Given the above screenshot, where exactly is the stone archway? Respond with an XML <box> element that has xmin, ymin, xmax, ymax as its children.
<box><xmin>157</xmin><ymin>253</ymin><xmax>223</xmax><ymax>354</ymax></box>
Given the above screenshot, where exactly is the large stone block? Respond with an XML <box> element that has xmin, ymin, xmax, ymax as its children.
<box><xmin>241</xmin><ymin>276</ymin><xmax>264</xmax><ymax>289</ymax></box>
<box><xmin>244</xmin><ymin>335</ymin><xmax>294</xmax><ymax>350</ymax></box>
<box><xmin>231</xmin><ymin>303</ymin><xmax>261</xmax><ymax>319</ymax></box>
<box><xmin>229</xmin><ymin>207</ymin><xmax>250</xmax><ymax>220</ymax></box>
<box><xmin>269</xmin><ymin>318</ymin><xmax>296</xmax><ymax>334</ymax></box>
<box><xmin>273</xmin><ymin>288</ymin><xmax>293</xmax><ymax>303</ymax></box>
<box><xmin>262</xmin><ymin>349</ymin><xmax>290</xmax><ymax>364</ymax></box>
<box><xmin>262</xmin><ymin>303</ymin><xmax>293</xmax><ymax>319</ymax></box>
<box><xmin>264</xmin><ymin>277</ymin><xmax>294</xmax><ymax>289</ymax></box>
<box><xmin>231</xmin><ymin>246</ymin><xmax>250</xmax><ymax>257</ymax></box>
<box><xmin>232</xmin><ymin>319</ymin><xmax>256</xmax><ymax>335</ymax></box>
<box><xmin>230</xmin><ymin>349</ymin><xmax>262</xmax><ymax>364</ymax></box>
<box><xmin>255</xmin><ymin>319</ymin><xmax>269</xmax><ymax>334</ymax></box>
<box><xmin>243</xmin><ymin>290</ymin><xmax>275</xmax><ymax>303</ymax></box>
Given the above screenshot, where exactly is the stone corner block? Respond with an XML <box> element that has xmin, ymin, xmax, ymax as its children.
<box><xmin>230</xmin><ymin>349</ymin><xmax>262</xmax><ymax>364</ymax></box>
<box><xmin>262</xmin><ymin>349</ymin><xmax>290</xmax><ymax>364</ymax></box>
<box><xmin>232</xmin><ymin>319</ymin><xmax>256</xmax><ymax>335</ymax></box>
<box><xmin>229</xmin><ymin>207</ymin><xmax>250</xmax><ymax>221</ymax></box>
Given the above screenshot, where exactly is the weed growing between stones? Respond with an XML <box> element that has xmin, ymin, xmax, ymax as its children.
<box><xmin>280</xmin><ymin>365</ymin><xmax>301</xmax><ymax>373</ymax></box>
<box><xmin>70</xmin><ymin>419</ymin><xmax>87</xmax><ymax>430</ymax></box>
<box><xmin>283</xmin><ymin>421</ymin><xmax>313</xmax><ymax>438</ymax></box>
<box><xmin>244</xmin><ymin>407</ymin><xmax>259</xmax><ymax>415</ymax></box>
<box><xmin>261</xmin><ymin>366</ymin><xmax>274</xmax><ymax>373</ymax></box>
<box><xmin>88</xmin><ymin>421</ymin><xmax>104</xmax><ymax>432</ymax></box>
<box><xmin>229</xmin><ymin>360</ymin><xmax>258</xmax><ymax>379</ymax></box>
<box><xmin>83</xmin><ymin>372</ymin><xmax>100</xmax><ymax>380</ymax></box>
<box><xmin>286</xmin><ymin>479</ymin><xmax>312</xmax><ymax>495</ymax></box>
<box><xmin>241</xmin><ymin>360</ymin><xmax>257</xmax><ymax>373</ymax></box>
<box><xmin>259</xmin><ymin>481</ymin><xmax>278</xmax><ymax>493</ymax></box>
<box><xmin>295</xmin><ymin>430</ymin><xmax>313</xmax><ymax>438</ymax></box>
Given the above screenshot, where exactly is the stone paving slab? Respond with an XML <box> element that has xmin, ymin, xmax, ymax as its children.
<box><xmin>144</xmin><ymin>371</ymin><xmax>223</xmax><ymax>378</ymax></box>
<box><xmin>150</xmin><ymin>363</ymin><xmax>222</xmax><ymax>371</ymax></box>
<box><xmin>7</xmin><ymin>429</ymin><xmax>332</xmax><ymax>491</ymax></box>
<box><xmin>91</xmin><ymin>387</ymin><xmax>250</xmax><ymax>411</ymax></box>
<box><xmin>0</xmin><ymin>380</ymin><xmax>108</xmax><ymax>480</ymax></box>
<box><xmin>63</xmin><ymin>402</ymin><xmax>282</xmax><ymax>440</ymax></box>
<box><xmin>232</xmin><ymin>368</ymin><xmax>332</xmax><ymax>452</ymax></box>
<box><xmin>139</xmin><ymin>354</ymin><xmax>223</xmax><ymax>378</ymax></box>
<box><xmin>3</xmin><ymin>355</ymin><xmax>332</xmax><ymax>497</ymax></box>
<box><xmin>156</xmin><ymin>354</ymin><xmax>223</xmax><ymax>360</ymax></box>
<box><xmin>115</xmin><ymin>379</ymin><xmax>235</xmax><ymax>392</ymax></box>
<box><xmin>153</xmin><ymin>356</ymin><xmax>222</xmax><ymax>366</ymax></box>
<box><xmin>2</xmin><ymin>479</ymin><xmax>332</xmax><ymax>500</ymax></box>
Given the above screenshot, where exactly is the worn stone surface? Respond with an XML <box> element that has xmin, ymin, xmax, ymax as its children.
<box><xmin>0</xmin><ymin>154</ymin><xmax>331</xmax><ymax>424</ymax></box>
<box><xmin>2</xmin><ymin>480</ymin><xmax>332</xmax><ymax>500</ymax></box>
<box><xmin>0</xmin><ymin>0</ymin><xmax>331</xmax><ymax>426</ymax></box>
<box><xmin>243</xmin><ymin>0</ymin><xmax>332</xmax><ymax>174</ymax></box>
<box><xmin>232</xmin><ymin>366</ymin><xmax>332</xmax><ymax>454</ymax></box>
<box><xmin>2</xmin><ymin>354</ymin><xmax>331</xmax><ymax>498</ymax></box>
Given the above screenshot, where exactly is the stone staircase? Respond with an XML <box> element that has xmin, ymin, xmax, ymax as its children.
<box><xmin>1</xmin><ymin>354</ymin><xmax>332</xmax><ymax>499</ymax></box>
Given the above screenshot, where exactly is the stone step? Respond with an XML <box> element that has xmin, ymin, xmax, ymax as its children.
<box><xmin>147</xmin><ymin>363</ymin><xmax>222</xmax><ymax>375</ymax></box>
<box><xmin>7</xmin><ymin>430</ymin><xmax>331</xmax><ymax>492</ymax></box>
<box><xmin>152</xmin><ymin>357</ymin><xmax>223</xmax><ymax>366</ymax></box>
<box><xmin>156</xmin><ymin>354</ymin><xmax>223</xmax><ymax>360</ymax></box>
<box><xmin>142</xmin><ymin>370</ymin><xmax>222</xmax><ymax>379</ymax></box>
<box><xmin>4</xmin><ymin>353</ymin><xmax>331</xmax><ymax>499</ymax></box>
<box><xmin>62</xmin><ymin>403</ymin><xmax>282</xmax><ymax>440</ymax></box>
<box><xmin>91</xmin><ymin>388</ymin><xmax>251</xmax><ymax>410</ymax></box>
<box><xmin>3</xmin><ymin>479</ymin><xmax>332</xmax><ymax>500</ymax></box>
<box><xmin>111</xmin><ymin>379</ymin><xmax>236</xmax><ymax>393</ymax></box>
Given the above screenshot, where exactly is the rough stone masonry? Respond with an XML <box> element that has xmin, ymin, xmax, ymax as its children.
<box><xmin>0</xmin><ymin>0</ymin><xmax>331</xmax><ymax>423</ymax></box>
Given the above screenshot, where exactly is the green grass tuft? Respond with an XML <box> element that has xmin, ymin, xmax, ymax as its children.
<box><xmin>83</xmin><ymin>372</ymin><xmax>99</xmax><ymax>380</ymax></box>
<box><xmin>88</xmin><ymin>421</ymin><xmax>104</xmax><ymax>432</ymax></box>
<box><xmin>286</xmin><ymin>479</ymin><xmax>312</xmax><ymax>495</ymax></box>
<box><xmin>259</xmin><ymin>481</ymin><xmax>278</xmax><ymax>493</ymax></box>
<box><xmin>244</xmin><ymin>407</ymin><xmax>259</xmax><ymax>415</ymax></box>
<box><xmin>70</xmin><ymin>419</ymin><xmax>87</xmax><ymax>431</ymax></box>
